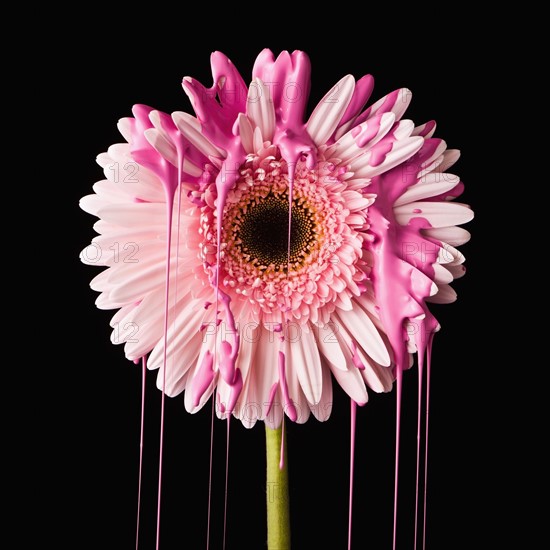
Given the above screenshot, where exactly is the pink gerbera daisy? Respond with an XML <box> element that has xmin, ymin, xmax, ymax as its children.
<box><xmin>80</xmin><ymin>48</ymin><xmax>472</xmax><ymax>548</ymax></box>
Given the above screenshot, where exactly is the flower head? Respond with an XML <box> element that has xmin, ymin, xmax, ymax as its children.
<box><xmin>80</xmin><ymin>49</ymin><xmax>472</xmax><ymax>428</ymax></box>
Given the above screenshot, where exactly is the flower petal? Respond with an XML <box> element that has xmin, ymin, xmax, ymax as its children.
<box><xmin>171</xmin><ymin>111</ymin><xmax>226</xmax><ymax>159</ymax></box>
<box><xmin>289</xmin><ymin>327</ymin><xmax>323</xmax><ymax>404</ymax></box>
<box><xmin>354</xmin><ymin>88</ymin><xmax>412</xmax><ymax>127</ymax></box>
<box><xmin>422</xmin><ymin>226</ymin><xmax>471</xmax><ymax>246</ymax></box>
<box><xmin>237</xmin><ymin>113</ymin><xmax>254</xmax><ymax>154</ymax></box>
<box><xmin>325</xmin><ymin>355</ymin><xmax>368</xmax><ymax>405</ymax></box>
<box><xmin>334</xmin><ymin>308</ymin><xmax>391</xmax><ymax>366</ymax></box>
<box><xmin>426</xmin><ymin>284</ymin><xmax>457</xmax><ymax>304</ymax></box>
<box><xmin>394</xmin><ymin>201</ymin><xmax>474</xmax><ymax>227</ymax></box>
<box><xmin>326</xmin><ymin>112</ymin><xmax>396</xmax><ymax>165</ymax></box>
<box><xmin>394</xmin><ymin>173</ymin><xmax>461</xmax><ymax>206</ymax></box>
<box><xmin>246</xmin><ymin>78</ymin><xmax>275</xmax><ymax>142</ymax></box>
<box><xmin>314</xmin><ymin>322</ymin><xmax>348</xmax><ymax>371</ymax></box>
<box><xmin>306</xmin><ymin>74</ymin><xmax>355</xmax><ymax>146</ymax></box>
<box><xmin>310</xmin><ymin>364</ymin><xmax>333</xmax><ymax>422</ymax></box>
<box><xmin>352</xmin><ymin>136</ymin><xmax>424</xmax><ymax>179</ymax></box>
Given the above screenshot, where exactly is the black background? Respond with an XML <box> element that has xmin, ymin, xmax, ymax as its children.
<box><xmin>47</xmin><ymin>24</ymin><xmax>506</xmax><ymax>550</ymax></box>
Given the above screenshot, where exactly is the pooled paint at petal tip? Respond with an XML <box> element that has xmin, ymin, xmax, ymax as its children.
<box><xmin>278</xmin><ymin>351</ymin><xmax>298</xmax><ymax>422</ymax></box>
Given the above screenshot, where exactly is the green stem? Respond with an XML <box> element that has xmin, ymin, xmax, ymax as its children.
<box><xmin>266</xmin><ymin>424</ymin><xmax>291</xmax><ymax>550</ymax></box>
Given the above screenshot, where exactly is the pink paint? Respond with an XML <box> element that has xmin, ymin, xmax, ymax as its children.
<box><xmin>135</xmin><ymin>356</ymin><xmax>146</xmax><ymax>550</ymax></box>
<box><xmin>252</xmin><ymin>49</ymin><xmax>311</xmax><ymax>129</ymax></box>
<box><xmin>129</xmin><ymin>101</ymin><xmax>190</xmax><ymax>550</ymax></box>
<box><xmin>278</xmin><ymin>351</ymin><xmax>298</xmax><ymax>422</ymax></box>
<box><xmin>393</xmin><ymin>365</ymin><xmax>403</xmax><ymax>550</ymax></box>
<box><xmin>190</xmin><ymin>351</ymin><xmax>215</xmax><ymax>408</ymax></box>
<box><xmin>128</xmin><ymin>102</ymin><xmax>216</xmax><ymax>548</ymax></box>
<box><xmin>223</xmin><ymin>368</ymin><xmax>243</xmax><ymax>415</ymax></box>
<box><xmin>416</xmin><ymin>120</ymin><xmax>436</xmax><ymax>137</ymax></box>
<box><xmin>423</xmin><ymin>338</ymin><xmax>433</xmax><ymax>550</ymax></box>
<box><xmin>350</xmin><ymin>340</ymin><xmax>365</xmax><ymax>370</ymax></box>
<box><xmin>351</xmin><ymin>114</ymin><xmax>384</xmax><ymax>148</ymax></box>
<box><xmin>182</xmin><ymin>53</ymin><xmax>247</xmax><ymax>145</ymax></box>
<box><xmin>280</xmin><ymin>417</ymin><xmax>286</xmax><ymax>470</ymax></box>
<box><xmin>348</xmin><ymin>399</ymin><xmax>357</xmax><ymax>550</ymax></box>
<box><xmin>266</xmin><ymin>382</ymin><xmax>279</xmax><ymax>417</ymax></box>
<box><xmin>369</xmin><ymin>139</ymin><xmax>394</xmax><ymax>167</ymax></box>
<box><xmin>339</xmin><ymin>74</ymin><xmax>375</xmax><ymax>128</ymax></box>
<box><xmin>182</xmin><ymin>62</ymin><xmax>249</xmax><ymax>412</ymax></box>
<box><xmin>353</xmin><ymin>88</ymin><xmax>400</xmax><ymax>127</ymax></box>
<box><xmin>117</xmin><ymin>51</ymin><xmax>465</xmax><ymax>549</ymax></box>
<box><xmin>368</xmin><ymin>137</ymin><xmax>444</xmax><ymax>547</ymax></box>
<box><xmin>414</xmin><ymin>343</ymin><xmax>425</xmax><ymax>550</ymax></box>
<box><xmin>369</xmin><ymin>137</ymin><xmax>443</xmax><ymax>374</ymax></box>
<box><xmin>223</xmin><ymin>416</ymin><xmax>231</xmax><ymax>550</ymax></box>
<box><xmin>207</xmin><ymin>398</ymin><xmax>215</xmax><ymax>550</ymax></box>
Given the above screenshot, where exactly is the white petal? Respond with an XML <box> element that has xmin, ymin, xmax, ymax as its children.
<box><xmin>326</xmin><ymin>356</ymin><xmax>368</xmax><ymax>405</ymax></box>
<box><xmin>91</xmin><ymin>229</ymin><xmax>160</xmax><ymax>253</ymax></box>
<box><xmin>422</xmin><ymin>226</ymin><xmax>471</xmax><ymax>246</ymax></box>
<box><xmin>80</xmin><ymin>194</ymin><xmax>110</xmax><ymax>216</ymax></box>
<box><xmin>157</xmin><ymin>332</ymin><xmax>203</xmax><ymax>397</ymax></box>
<box><xmin>334</xmin><ymin>309</ymin><xmax>391</xmax><ymax>366</ymax></box>
<box><xmin>117</xmin><ymin>117</ymin><xmax>133</xmax><ymax>142</ymax></box>
<box><xmin>434</xmin><ymin>149</ymin><xmax>460</xmax><ymax>173</ymax></box>
<box><xmin>310</xmin><ymin>364</ymin><xmax>333</xmax><ymax>422</ymax></box>
<box><xmin>117</xmin><ymin>289</ymin><xmax>165</xmax><ymax>355</ymax></box>
<box><xmin>412</xmin><ymin>120</ymin><xmax>437</xmax><ymax>138</ymax></box>
<box><xmin>246</xmin><ymin>326</ymin><xmax>279</xmax><ymax>422</ymax></box>
<box><xmin>360</xmin><ymin>88</ymin><xmax>412</xmax><ymax>123</ymax></box>
<box><xmin>144</xmin><ymin>128</ymin><xmax>177</xmax><ymax>166</ymax></box>
<box><xmin>352</xmin><ymin>136</ymin><xmax>424</xmax><ymax>178</ymax></box>
<box><xmin>426</xmin><ymin>284</ymin><xmax>457</xmax><ymax>304</ymax></box>
<box><xmin>394</xmin><ymin>173</ymin><xmax>461</xmax><ymax>206</ymax></box>
<box><xmin>437</xmin><ymin>243</ymin><xmax>465</xmax><ymax>266</ymax></box>
<box><xmin>238</xmin><ymin>114</ymin><xmax>254</xmax><ymax>154</ymax></box>
<box><xmin>246</xmin><ymin>78</ymin><xmax>275</xmax><ymax>142</ymax></box>
<box><xmin>325</xmin><ymin>112</ymin><xmax>395</xmax><ymax>164</ymax></box>
<box><xmin>353</xmin><ymin>293</ymin><xmax>387</xmax><ymax>333</ymax></box>
<box><xmin>444</xmin><ymin>264</ymin><xmax>467</xmax><ymax>279</ymax></box>
<box><xmin>96</xmin><ymin>202</ymin><xmax>166</xmax><ymax>227</ymax></box>
<box><xmin>394</xmin><ymin>201</ymin><xmax>473</xmax><ymax>227</ymax></box>
<box><xmin>289</xmin><ymin>328</ymin><xmax>323</xmax><ymax>404</ymax></box>
<box><xmin>354</xmin><ymin>346</ymin><xmax>394</xmax><ymax>393</ymax></box>
<box><xmin>123</xmin><ymin>290</ymin><xmax>198</xmax><ymax>360</ymax></box>
<box><xmin>392</xmin><ymin>119</ymin><xmax>415</xmax><ymax>140</ymax></box>
<box><xmin>148</xmin><ymin>303</ymin><xmax>206</xmax><ymax>370</ymax></box>
<box><xmin>307</xmin><ymin>75</ymin><xmax>355</xmax><ymax>146</ymax></box>
<box><xmin>144</xmin><ymin>128</ymin><xmax>203</xmax><ymax>176</ymax></box>
<box><xmin>253</xmin><ymin>126</ymin><xmax>263</xmax><ymax>152</ymax></box>
<box><xmin>172</xmin><ymin>111</ymin><xmax>226</xmax><ymax>159</ymax></box>
<box><xmin>432</xmin><ymin>263</ymin><xmax>454</xmax><ymax>284</ymax></box>
<box><xmin>108</xmin><ymin>259</ymin><xmax>177</xmax><ymax>304</ymax></box>
<box><xmin>314</xmin><ymin>322</ymin><xmax>348</xmax><ymax>371</ymax></box>
<box><xmin>417</xmin><ymin>142</ymin><xmax>448</xmax><ymax>178</ymax></box>
<box><xmin>342</xmin><ymin>190</ymin><xmax>372</xmax><ymax>211</ymax></box>
<box><xmin>284</xmin><ymin>348</ymin><xmax>310</xmax><ymax>424</ymax></box>
<box><xmin>89</xmin><ymin>268</ymin><xmax>114</xmax><ymax>292</ymax></box>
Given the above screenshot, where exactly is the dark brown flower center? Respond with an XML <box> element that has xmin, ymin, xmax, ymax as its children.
<box><xmin>233</xmin><ymin>193</ymin><xmax>316</xmax><ymax>270</ymax></box>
